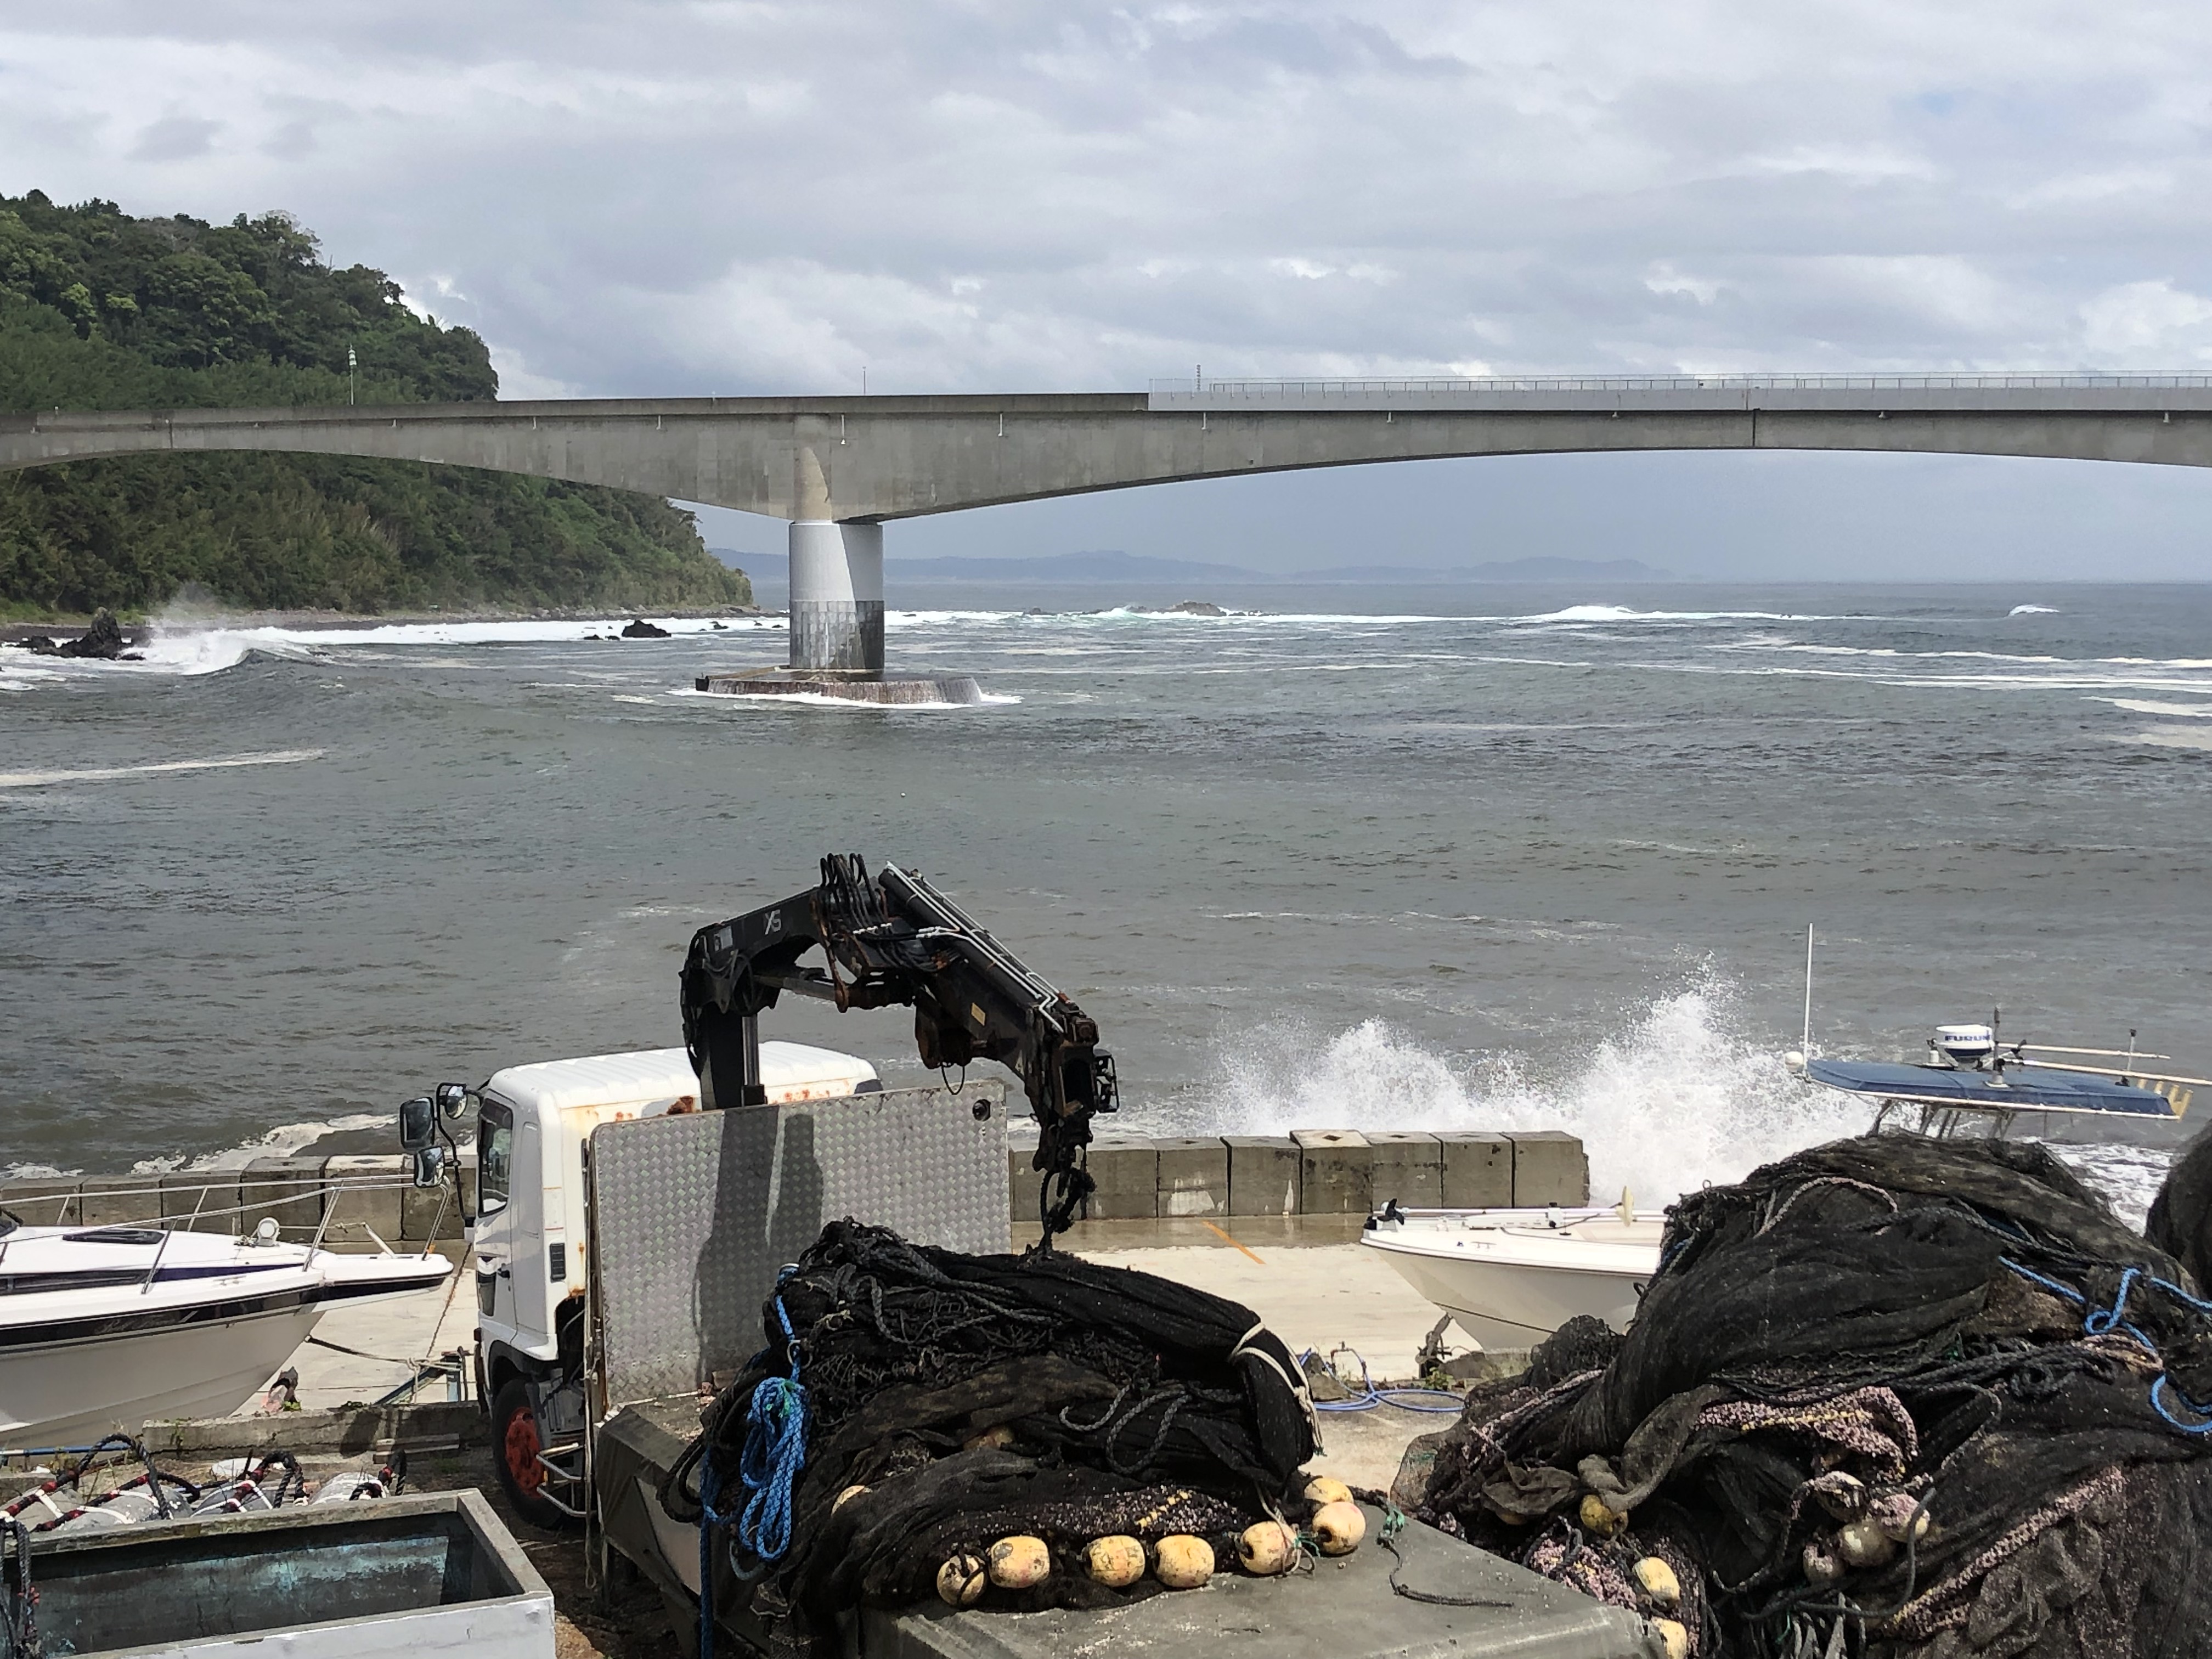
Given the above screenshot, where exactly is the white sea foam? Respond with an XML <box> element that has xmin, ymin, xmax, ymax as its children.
<box><xmin>2097</xmin><ymin>698</ymin><xmax>2212</xmax><ymax>718</ymax></box>
<box><xmin>0</xmin><ymin>616</ymin><xmax>787</xmax><ymax>692</ymax></box>
<box><xmin>127</xmin><ymin>1113</ymin><xmax>394</xmax><ymax>1177</ymax></box>
<box><xmin>2122</xmin><ymin>726</ymin><xmax>2212</xmax><ymax>751</ymax></box>
<box><xmin>1199</xmin><ymin>979</ymin><xmax>1869</xmax><ymax>1204</ymax></box>
<box><xmin>667</xmin><ymin>687</ymin><xmax>1020</xmax><ymax>712</ymax></box>
<box><xmin>0</xmin><ymin>749</ymin><xmax>324</xmax><ymax>789</ymax></box>
<box><xmin>1508</xmin><ymin>606</ymin><xmax>1853</xmax><ymax>625</ymax></box>
<box><xmin>0</xmin><ymin>628</ymin><xmax>260</xmax><ymax>679</ymax></box>
<box><xmin>2010</xmin><ymin>605</ymin><xmax>2062</xmax><ymax>616</ymax></box>
<box><xmin>1192</xmin><ymin>983</ymin><xmax>2179</xmax><ymax>1218</ymax></box>
<box><xmin>2047</xmin><ymin>1144</ymin><xmax>2171</xmax><ymax>1232</ymax></box>
<box><xmin>210</xmin><ymin>616</ymin><xmax>782</xmax><ymax>648</ymax></box>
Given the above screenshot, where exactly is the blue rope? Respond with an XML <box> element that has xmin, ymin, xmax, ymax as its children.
<box><xmin>1296</xmin><ymin>1347</ymin><xmax>1465</xmax><ymax>1414</ymax></box>
<box><xmin>735</xmin><ymin>1373</ymin><xmax>810</xmax><ymax>1561</ymax></box>
<box><xmin>2000</xmin><ymin>1256</ymin><xmax>2212</xmax><ymax>1438</ymax></box>
<box><xmin>2152</xmin><ymin>1375</ymin><xmax>2212</xmax><ymax>1435</ymax></box>
<box><xmin>695</xmin><ymin>1274</ymin><xmax>811</xmax><ymax>1657</ymax></box>
<box><xmin>695</xmin><ymin>1450</ymin><xmax>745</xmax><ymax>1658</ymax></box>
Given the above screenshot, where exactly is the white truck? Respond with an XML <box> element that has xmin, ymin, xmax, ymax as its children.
<box><xmin>396</xmin><ymin>855</ymin><xmax>1115</xmax><ymax>1544</ymax></box>
<box><xmin>394</xmin><ymin>858</ymin><xmax>1657</xmax><ymax>1659</ymax></box>
<box><xmin>447</xmin><ymin>1041</ymin><xmax>881</xmax><ymax>1525</ymax></box>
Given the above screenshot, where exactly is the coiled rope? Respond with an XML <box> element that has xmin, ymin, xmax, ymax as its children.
<box><xmin>1999</xmin><ymin>1256</ymin><xmax>2212</xmax><ymax>1434</ymax></box>
<box><xmin>1297</xmin><ymin>1347</ymin><xmax>1465</xmax><ymax>1415</ymax></box>
<box><xmin>697</xmin><ymin>1276</ymin><xmax>811</xmax><ymax>1657</ymax></box>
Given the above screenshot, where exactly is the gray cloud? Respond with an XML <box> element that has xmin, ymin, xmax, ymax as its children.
<box><xmin>4</xmin><ymin>1</ymin><xmax>2212</xmax><ymax>577</ymax></box>
<box><xmin>127</xmin><ymin>114</ymin><xmax>220</xmax><ymax>161</ymax></box>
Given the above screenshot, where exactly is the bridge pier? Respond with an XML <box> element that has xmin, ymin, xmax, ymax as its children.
<box><xmin>693</xmin><ymin>517</ymin><xmax>981</xmax><ymax>703</ymax></box>
<box><xmin>788</xmin><ymin>520</ymin><xmax>884</xmax><ymax>675</ymax></box>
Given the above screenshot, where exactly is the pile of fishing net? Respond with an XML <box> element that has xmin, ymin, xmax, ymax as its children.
<box><xmin>660</xmin><ymin>1221</ymin><xmax>1368</xmax><ymax>1654</ymax></box>
<box><xmin>1413</xmin><ymin>1134</ymin><xmax>2212</xmax><ymax>1659</ymax></box>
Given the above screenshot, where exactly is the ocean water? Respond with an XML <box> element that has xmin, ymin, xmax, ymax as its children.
<box><xmin>3</xmin><ymin>581</ymin><xmax>2207</xmax><ymax>1224</ymax></box>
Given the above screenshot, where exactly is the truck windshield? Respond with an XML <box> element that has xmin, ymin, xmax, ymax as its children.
<box><xmin>477</xmin><ymin>1100</ymin><xmax>514</xmax><ymax>1215</ymax></box>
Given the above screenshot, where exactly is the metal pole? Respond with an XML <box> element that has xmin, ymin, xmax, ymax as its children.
<box><xmin>1801</xmin><ymin>924</ymin><xmax>1814</xmax><ymax>1058</ymax></box>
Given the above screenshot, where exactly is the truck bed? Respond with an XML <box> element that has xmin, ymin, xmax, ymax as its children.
<box><xmin>596</xmin><ymin>1397</ymin><xmax>1655</xmax><ymax>1659</ymax></box>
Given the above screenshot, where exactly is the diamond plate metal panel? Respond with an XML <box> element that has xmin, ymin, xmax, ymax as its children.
<box><xmin>589</xmin><ymin>1081</ymin><xmax>1012</xmax><ymax>1408</ymax></box>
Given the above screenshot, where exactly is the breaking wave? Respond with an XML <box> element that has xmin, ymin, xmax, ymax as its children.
<box><xmin>127</xmin><ymin>1113</ymin><xmax>394</xmax><ymax>1176</ymax></box>
<box><xmin>0</xmin><ymin>614</ymin><xmax>788</xmax><ymax>689</ymax></box>
<box><xmin>1506</xmin><ymin>606</ymin><xmax>1853</xmax><ymax>625</ymax></box>
<box><xmin>2010</xmin><ymin>605</ymin><xmax>2061</xmax><ymax>616</ymax></box>
<box><xmin>1190</xmin><ymin>979</ymin><xmax>2175</xmax><ymax>1220</ymax></box>
<box><xmin>668</xmin><ymin>687</ymin><xmax>1020</xmax><ymax>712</ymax></box>
<box><xmin>0</xmin><ymin>749</ymin><xmax>324</xmax><ymax>789</ymax></box>
<box><xmin>1197</xmin><ymin>978</ymin><xmax>1868</xmax><ymax>1204</ymax></box>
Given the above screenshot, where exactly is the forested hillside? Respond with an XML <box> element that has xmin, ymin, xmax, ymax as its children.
<box><xmin>0</xmin><ymin>192</ymin><xmax>749</xmax><ymax>617</ymax></box>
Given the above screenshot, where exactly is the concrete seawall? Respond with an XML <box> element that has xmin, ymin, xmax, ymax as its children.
<box><xmin>1</xmin><ymin>1127</ymin><xmax>1587</xmax><ymax>1240</ymax></box>
<box><xmin>1012</xmin><ymin>1127</ymin><xmax>1590</xmax><ymax>1221</ymax></box>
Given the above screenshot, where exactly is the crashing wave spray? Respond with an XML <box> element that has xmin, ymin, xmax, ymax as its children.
<box><xmin>1200</xmin><ymin>975</ymin><xmax>1869</xmax><ymax>1203</ymax></box>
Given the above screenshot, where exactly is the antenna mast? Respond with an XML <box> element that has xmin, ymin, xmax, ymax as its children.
<box><xmin>1802</xmin><ymin>924</ymin><xmax>1814</xmax><ymax>1058</ymax></box>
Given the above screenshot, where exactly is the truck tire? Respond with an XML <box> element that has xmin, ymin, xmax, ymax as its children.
<box><xmin>493</xmin><ymin>1377</ymin><xmax>580</xmax><ymax>1531</ymax></box>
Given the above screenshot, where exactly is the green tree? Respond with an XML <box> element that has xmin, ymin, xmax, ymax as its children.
<box><xmin>1</xmin><ymin>193</ymin><xmax>748</xmax><ymax>618</ymax></box>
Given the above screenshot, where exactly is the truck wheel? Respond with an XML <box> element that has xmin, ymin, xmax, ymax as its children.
<box><xmin>493</xmin><ymin>1378</ymin><xmax>579</xmax><ymax>1530</ymax></box>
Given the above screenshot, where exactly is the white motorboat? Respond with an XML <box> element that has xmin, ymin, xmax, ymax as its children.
<box><xmin>0</xmin><ymin>1217</ymin><xmax>452</xmax><ymax>1451</ymax></box>
<box><xmin>1361</xmin><ymin>1204</ymin><xmax>1666</xmax><ymax>1350</ymax></box>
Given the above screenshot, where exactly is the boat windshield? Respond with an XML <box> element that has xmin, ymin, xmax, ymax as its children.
<box><xmin>478</xmin><ymin>1099</ymin><xmax>514</xmax><ymax>1216</ymax></box>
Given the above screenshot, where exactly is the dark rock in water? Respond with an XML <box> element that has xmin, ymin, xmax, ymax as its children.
<box><xmin>710</xmin><ymin>620</ymin><xmax>728</xmax><ymax>630</ymax></box>
<box><xmin>620</xmin><ymin>618</ymin><xmax>673</xmax><ymax>639</ymax></box>
<box><xmin>14</xmin><ymin>635</ymin><xmax>57</xmax><ymax>653</ymax></box>
<box><xmin>33</xmin><ymin>609</ymin><xmax>131</xmax><ymax>658</ymax></box>
<box><xmin>1168</xmin><ymin>600</ymin><xmax>1225</xmax><ymax>617</ymax></box>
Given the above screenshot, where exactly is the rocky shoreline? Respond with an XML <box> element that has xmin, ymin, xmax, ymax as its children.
<box><xmin>1</xmin><ymin>602</ymin><xmax>774</xmax><ymax>647</ymax></box>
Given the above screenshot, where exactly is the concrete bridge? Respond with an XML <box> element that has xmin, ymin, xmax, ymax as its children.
<box><xmin>8</xmin><ymin>374</ymin><xmax>2211</xmax><ymax>675</ymax></box>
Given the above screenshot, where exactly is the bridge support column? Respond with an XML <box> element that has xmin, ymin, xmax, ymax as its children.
<box><xmin>787</xmin><ymin>520</ymin><xmax>884</xmax><ymax>675</ymax></box>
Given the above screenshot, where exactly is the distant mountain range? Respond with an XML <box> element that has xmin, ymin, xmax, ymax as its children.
<box><xmin>718</xmin><ymin>549</ymin><xmax>1672</xmax><ymax>584</ymax></box>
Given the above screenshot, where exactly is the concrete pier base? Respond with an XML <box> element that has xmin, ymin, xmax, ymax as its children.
<box><xmin>788</xmin><ymin>520</ymin><xmax>884</xmax><ymax>673</ymax></box>
<box><xmin>693</xmin><ymin>666</ymin><xmax>985</xmax><ymax>704</ymax></box>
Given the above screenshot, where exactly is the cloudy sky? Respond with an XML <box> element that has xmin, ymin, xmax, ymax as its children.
<box><xmin>5</xmin><ymin>2</ymin><xmax>2211</xmax><ymax>579</ymax></box>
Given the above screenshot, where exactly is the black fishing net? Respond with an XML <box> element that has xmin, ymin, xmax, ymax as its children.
<box><xmin>659</xmin><ymin>1220</ymin><xmax>1318</xmax><ymax>1652</ymax></box>
<box><xmin>1414</xmin><ymin>1134</ymin><xmax>2212</xmax><ymax>1659</ymax></box>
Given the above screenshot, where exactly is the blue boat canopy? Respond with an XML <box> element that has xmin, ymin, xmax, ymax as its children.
<box><xmin>1804</xmin><ymin>1058</ymin><xmax>2179</xmax><ymax>1118</ymax></box>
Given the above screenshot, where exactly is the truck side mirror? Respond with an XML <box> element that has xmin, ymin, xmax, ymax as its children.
<box><xmin>435</xmin><ymin>1082</ymin><xmax>473</xmax><ymax>1120</ymax></box>
<box><xmin>411</xmin><ymin>1144</ymin><xmax>448</xmax><ymax>1189</ymax></box>
<box><xmin>399</xmin><ymin>1096</ymin><xmax>437</xmax><ymax>1152</ymax></box>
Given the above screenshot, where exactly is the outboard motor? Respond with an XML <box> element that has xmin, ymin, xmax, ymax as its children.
<box><xmin>1931</xmin><ymin>1023</ymin><xmax>1996</xmax><ymax>1069</ymax></box>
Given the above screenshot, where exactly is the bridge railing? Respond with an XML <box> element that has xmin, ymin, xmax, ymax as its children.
<box><xmin>1152</xmin><ymin>372</ymin><xmax>2212</xmax><ymax>397</ymax></box>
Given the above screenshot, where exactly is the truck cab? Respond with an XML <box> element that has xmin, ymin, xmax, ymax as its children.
<box><xmin>464</xmin><ymin>1043</ymin><xmax>879</xmax><ymax>1522</ymax></box>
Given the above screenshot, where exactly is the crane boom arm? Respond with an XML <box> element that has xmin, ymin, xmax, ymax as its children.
<box><xmin>679</xmin><ymin>855</ymin><xmax>1118</xmax><ymax>1243</ymax></box>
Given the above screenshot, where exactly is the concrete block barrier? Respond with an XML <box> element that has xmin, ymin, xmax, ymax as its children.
<box><xmin>1366</xmin><ymin>1131</ymin><xmax>1444</xmax><ymax>1208</ymax></box>
<box><xmin>0</xmin><ymin>1178</ymin><xmax>80</xmax><ymax>1225</ymax></box>
<box><xmin>1437</xmin><ymin>1131</ymin><xmax>1513</xmax><ymax>1208</ymax></box>
<box><xmin>240</xmin><ymin>1158</ymin><xmax>327</xmax><ymax>1240</ymax></box>
<box><xmin>400</xmin><ymin>1160</ymin><xmax>476</xmax><ymax>1241</ymax></box>
<box><xmin>1154</xmin><ymin>1137</ymin><xmax>1229</xmax><ymax>1217</ymax></box>
<box><xmin>1293</xmin><ymin>1130</ymin><xmax>1373</xmax><ymax>1215</ymax></box>
<box><xmin>1082</xmin><ymin>1135</ymin><xmax>1161</xmax><ymax>1221</ymax></box>
<box><xmin>323</xmin><ymin>1155</ymin><xmax>409</xmax><ymax>1249</ymax></box>
<box><xmin>77</xmin><ymin>1176</ymin><xmax>162</xmax><ymax>1227</ymax></box>
<box><xmin>1506</xmin><ymin>1130</ymin><xmax>1590</xmax><ymax>1205</ymax></box>
<box><xmin>1224</xmin><ymin>1136</ymin><xmax>1301</xmax><ymax>1216</ymax></box>
<box><xmin>160</xmin><ymin>1171</ymin><xmax>240</xmax><ymax>1233</ymax></box>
